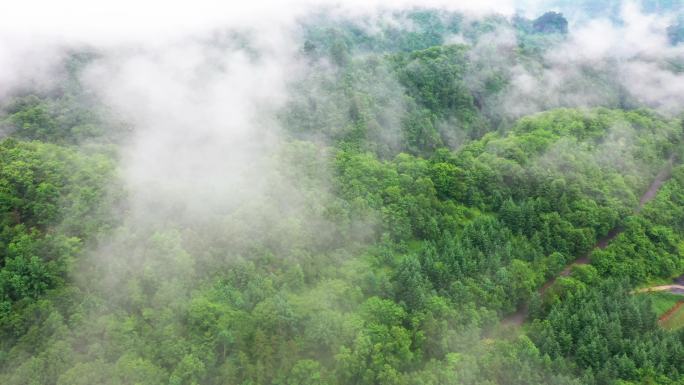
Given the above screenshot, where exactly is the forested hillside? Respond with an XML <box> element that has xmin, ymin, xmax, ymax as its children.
<box><xmin>0</xmin><ymin>2</ymin><xmax>683</xmax><ymax>385</ymax></box>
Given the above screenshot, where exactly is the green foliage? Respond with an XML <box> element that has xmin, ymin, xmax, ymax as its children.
<box><xmin>301</xmin><ymin>9</ymin><xmax>462</xmax><ymax>55</ymax></box>
<box><xmin>1</xmin><ymin>93</ymin><xmax>120</xmax><ymax>145</ymax></box>
<box><xmin>1</xmin><ymin>14</ymin><xmax>684</xmax><ymax>385</ymax></box>
<box><xmin>530</xmin><ymin>281</ymin><xmax>683</xmax><ymax>384</ymax></box>
<box><xmin>640</xmin><ymin>292</ymin><xmax>682</xmax><ymax>316</ymax></box>
<box><xmin>0</xmin><ymin>139</ymin><xmax>116</xmax><ymax>332</ymax></box>
<box><xmin>532</xmin><ymin>12</ymin><xmax>569</xmax><ymax>35</ymax></box>
<box><xmin>660</xmin><ymin>304</ymin><xmax>684</xmax><ymax>330</ymax></box>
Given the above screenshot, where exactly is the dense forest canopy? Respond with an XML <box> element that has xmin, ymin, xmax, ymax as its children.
<box><xmin>0</xmin><ymin>1</ymin><xmax>683</xmax><ymax>385</ymax></box>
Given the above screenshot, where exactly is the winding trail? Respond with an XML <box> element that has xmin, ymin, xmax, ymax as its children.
<box><xmin>502</xmin><ymin>156</ymin><xmax>676</xmax><ymax>326</ymax></box>
<box><xmin>659</xmin><ymin>300</ymin><xmax>684</xmax><ymax>325</ymax></box>
<box><xmin>637</xmin><ymin>274</ymin><xmax>684</xmax><ymax>326</ymax></box>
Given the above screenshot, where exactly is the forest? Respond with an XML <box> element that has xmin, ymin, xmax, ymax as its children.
<box><xmin>0</xmin><ymin>1</ymin><xmax>683</xmax><ymax>385</ymax></box>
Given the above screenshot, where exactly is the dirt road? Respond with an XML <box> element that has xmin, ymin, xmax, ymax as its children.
<box><xmin>638</xmin><ymin>157</ymin><xmax>674</xmax><ymax>210</ymax></box>
<box><xmin>636</xmin><ymin>285</ymin><xmax>684</xmax><ymax>295</ymax></box>
<box><xmin>502</xmin><ymin>157</ymin><xmax>676</xmax><ymax>326</ymax></box>
<box><xmin>659</xmin><ymin>300</ymin><xmax>684</xmax><ymax>325</ymax></box>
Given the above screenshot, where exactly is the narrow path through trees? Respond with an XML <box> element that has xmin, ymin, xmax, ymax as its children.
<box><xmin>659</xmin><ymin>300</ymin><xmax>684</xmax><ymax>325</ymax></box>
<box><xmin>636</xmin><ymin>284</ymin><xmax>684</xmax><ymax>295</ymax></box>
<box><xmin>502</xmin><ymin>156</ymin><xmax>677</xmax><ymax>326</ymax></box>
